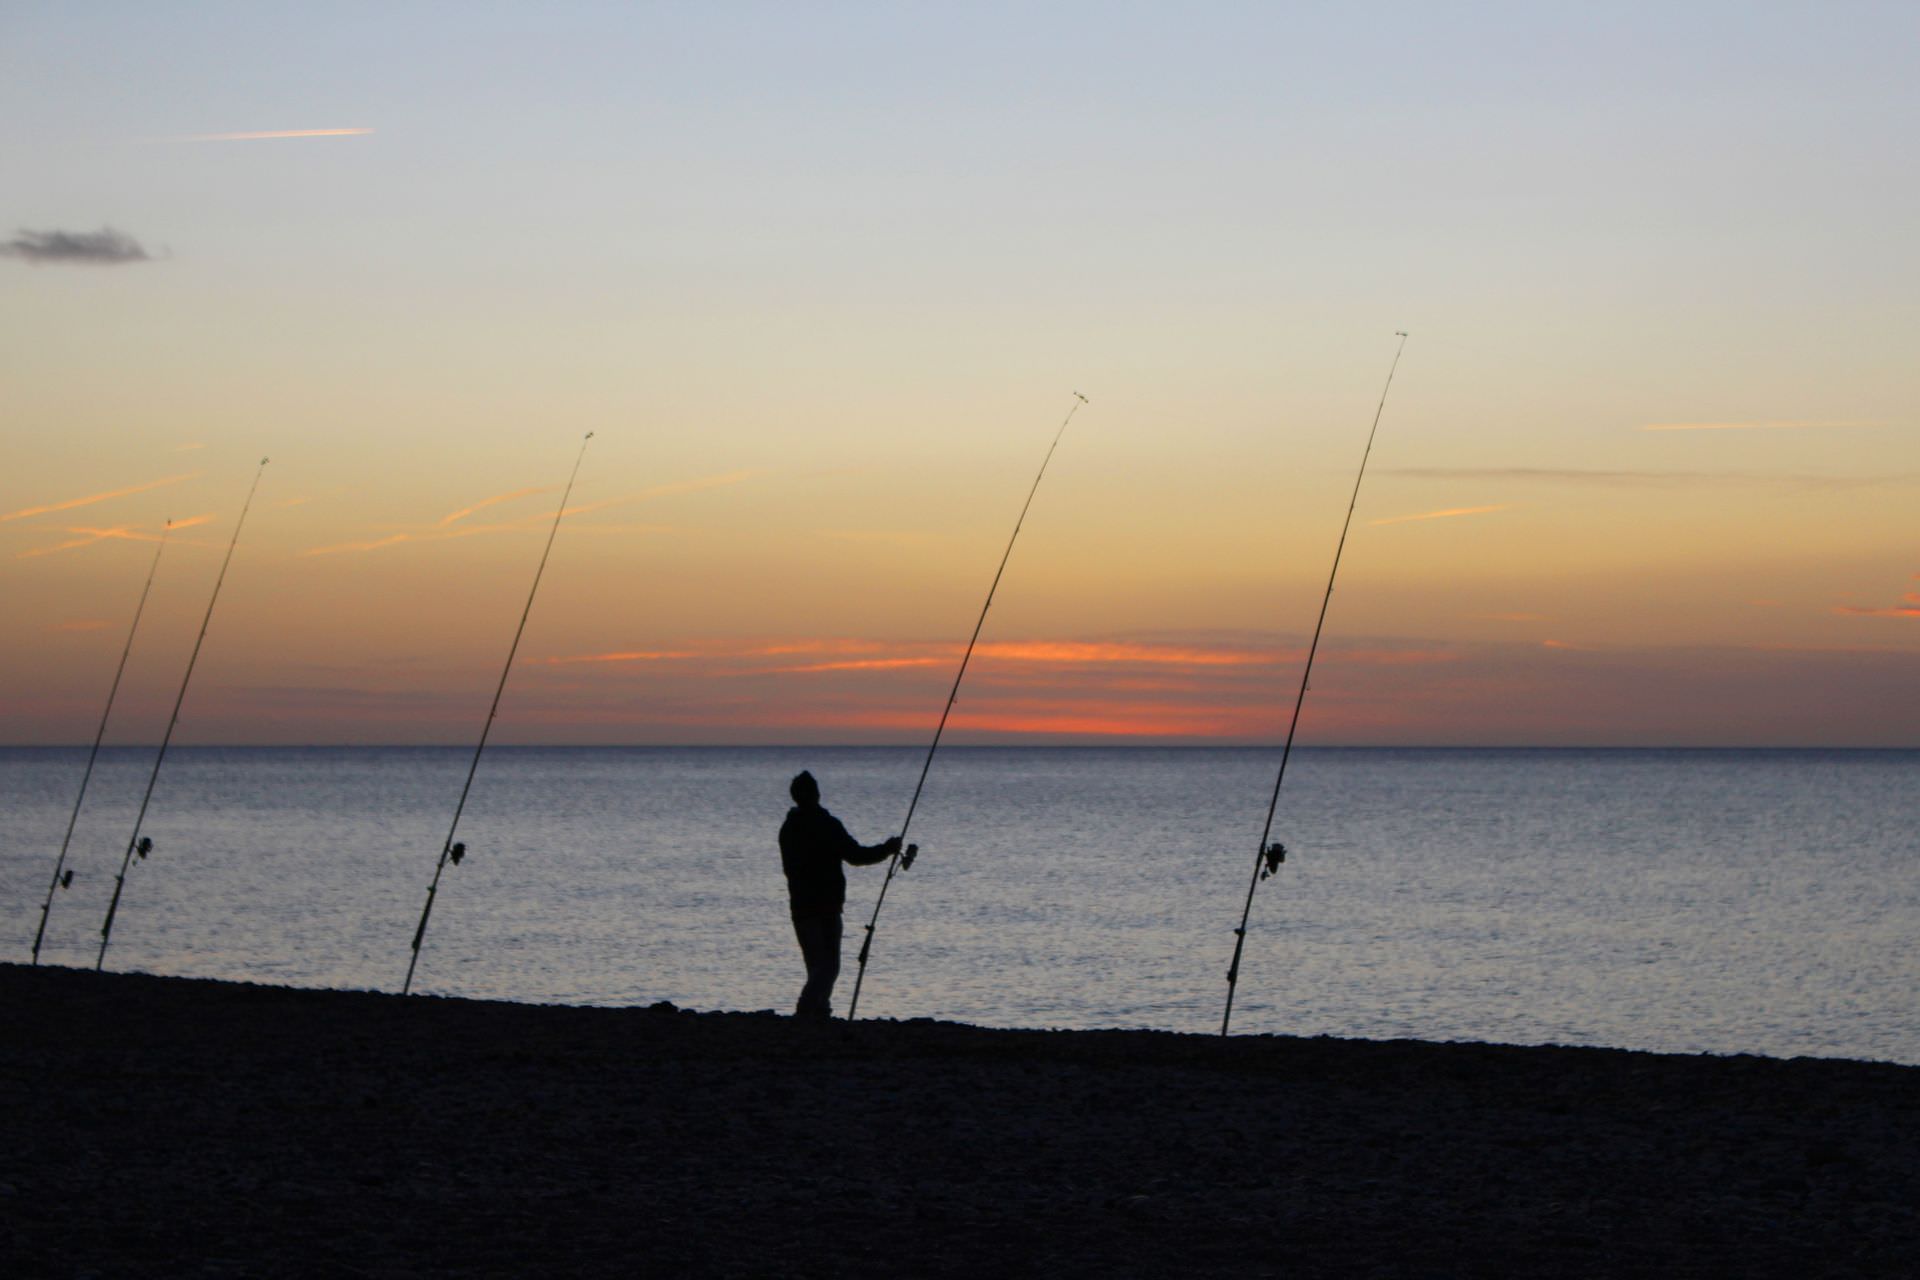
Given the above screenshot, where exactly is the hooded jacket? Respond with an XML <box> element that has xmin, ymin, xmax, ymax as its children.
<box><xmin>778</xmin><ymin>802</ymin><xmax>892</xmax><ymax>917</ymax></box>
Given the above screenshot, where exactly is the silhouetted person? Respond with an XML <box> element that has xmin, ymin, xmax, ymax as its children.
<box><xmin>779</xmin><ymin>770</ymin><xmax>900</xmax><ymax>1020</ymax></box>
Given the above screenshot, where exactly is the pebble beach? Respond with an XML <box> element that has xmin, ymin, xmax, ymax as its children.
<box><xmin>3</xmin><ymin>964</ymin><xmax>1916</xmax><ymax>1276</ymax></box>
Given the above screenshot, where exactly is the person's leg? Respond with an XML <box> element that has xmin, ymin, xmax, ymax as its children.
<box><xmin>792</xmin><ymin>914</ymin><xmax>843</xmax><ymax>1018</ymax></box>
<box><xmin>815</xmin><ymin>914</ymin><xmax>842</xmax><ymax>1013</ymax></box>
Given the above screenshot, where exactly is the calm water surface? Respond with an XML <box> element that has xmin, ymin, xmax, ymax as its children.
<box><xmin>4</xmin><ymin>747</ymin><xmax>1914</xmax><ymax>1063</ymax></box>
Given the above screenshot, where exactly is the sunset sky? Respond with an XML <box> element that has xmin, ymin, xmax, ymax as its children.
<box><xmin>3</xmin><ymin>2</ymin><xmax>1914</xmax><ymax>746</ymax></box>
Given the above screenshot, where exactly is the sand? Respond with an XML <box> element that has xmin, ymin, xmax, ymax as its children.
<box><xmin>2</xmin><ymin>963</ymin><xmax>1915</xmax><ymax>1276</ymax></box>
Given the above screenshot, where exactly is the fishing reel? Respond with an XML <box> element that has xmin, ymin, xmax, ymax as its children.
<box><xmin>1259</xmin><ymin>841</ymin><xmax>1287</xmax><ymax>880</ymax></box>
<box><xmin>60</xmin><ymin>869</ymin><xmax>75</xmax><ymax>889</ymax></box>
<box><xmin>136</xmin><ymin>836</ymin><xmax>153</xmax><ymax>861</ymax></box>
<box><xmin>448</xmin><ymin>841</ymin><xmax>467</xmax><ymax>866</ymax></box>
<box><xmin>900</xmin><ymin>842</ymin><xmax>918</xmax><ymax>871</ymax></box>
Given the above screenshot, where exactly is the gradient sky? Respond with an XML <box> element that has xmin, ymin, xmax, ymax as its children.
<box><xmin>3</xmin><ymin>2</ymin><xmax>1915</xmax><ymax>746</ymax></box>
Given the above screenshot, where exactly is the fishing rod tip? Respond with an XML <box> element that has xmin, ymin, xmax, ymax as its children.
<box><xmin>1395</xmin><ymin>331</ymin><xmax>1408</xmax><ymax>337</ymax></box>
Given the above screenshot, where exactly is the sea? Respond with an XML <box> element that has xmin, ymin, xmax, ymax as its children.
<box><xmin>3</xmin><ymin>746</ymin><xmax>1915</xmax><ymax>1064</ymax></box>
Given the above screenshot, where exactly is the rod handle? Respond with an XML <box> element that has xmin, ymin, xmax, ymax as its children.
<box><xmin>411</xmin><ymin>883</ymin><xmax>436</xmax><ymax>951</ymax></box>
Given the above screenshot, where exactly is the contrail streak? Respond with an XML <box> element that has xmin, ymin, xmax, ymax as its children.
<box><xmin>168</xmin><ymin>128</ymin><xmax>375</xmax><ymax>142</ymax></box>
<box><xmin>307</xmin><ymin>470</ymin><xmax>758</xmax><ymax>555</ymax></box>
<box><xmin>15</xmin><ymin>515</ymin><xmax>213</xmax><ymax>559</ymax></box>
<box><xmin>439</xmin><ymin>487</ymin><xmax>553</xmax><ymax>526</ymax></box>
<box><xmin>1369</xmin><ymin>504</ymin><xmax>1509</xmax><ymax>527</ymax></box>
<box><xmin>633</xmin><ymin>469</ymin><xmax>762</xmax><ymax>501</ymax></box>
<box><xmin>543</xmin><ymin>470</ymin><xmax>765</xmax><ymax>520</ymax></box>
<box><xmin>303</xmin><ymin>533</ymin><xmax>410</xmax><ymax>557</ymax></box>
<box><xmin>1640</xmin><ymin>419</ymin><xmax>1882</xmax><ymax>432</ymax></box>
<box><xmin>1</xmin><ymin>474</ymin><xmax>196</xmax><ymax>523</ymax></box>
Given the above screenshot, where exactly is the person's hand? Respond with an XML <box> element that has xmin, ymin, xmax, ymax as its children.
<box><xmin>882</xmin><ymin>835</ymin><xmax>903</xmax><ymax>854</ymax></box>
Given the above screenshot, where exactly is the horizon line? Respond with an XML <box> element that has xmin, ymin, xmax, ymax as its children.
<box><xmin>3</xmin><ymin>741</ymin><xmax>1914</xmax><ymax>752</ymax></box>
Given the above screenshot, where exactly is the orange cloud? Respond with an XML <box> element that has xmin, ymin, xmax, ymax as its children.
<box><xmin>534</xmin><ymin>638</ymin><xmax>911</xmax><ymax>668</ymax></box>
<box><xmin>532</xmin><ymin>649</ymin><xmax>700</xmax><ymax>665</ymax></box>
<box><xmin>805</xmin><ymin>700</ymin><xmax>1270</xmax><ymax>739</ymax></box>
<box><xmin>1478</xmin><ymin>612</ymin><xmax>1549</xmax><ymax>622</ymax></box>
<box><xmin>761</xmin><ymin>639</ymin><xmax>1289</xmax><ymax>674</ymax></box>
<box><xmin>532</xmin><ymin>637</ymin><xmax>1291</xmax><ymax>675</ymax></box>
<box><xmin>770</xmin><ymin>657</ymin><xmax>949</xmax><ymax>674</ymax></box>
<box><xmin>24</xmin><ymin>628</ymin><xmax>1912</xmax><ymax>746</ymax></box>
<box><xmin>1</xmin><ymin>473</ymin><xmax>196</xmax><ymax>523</ymax></box>
<box><xmin>947</xmin><ymin>709</ymin><xmax>1244</xmax><ymax>737</ymax></box>
<box><xmin>1332</xmin><ymin>647</ymin><xmax>1461</xmax><ymax>667</ymax></box>
<box><xmin>752</xmin><ymin>640</ymin><xmax>894</xmax><ymax>657</ymax></box>
<box><xmin>1369</xmin><ymin>504</ymin><xmax>1510</xmax><ymax>527</ymax></box>
<box><xmin>1833</xmin><ymin>591</ymin><xmax>1920</xmax><ymax>619</ymax></box>
<box><xmin>975</xmin><ymin>640</ymin><xmax>1278</xmax><ymax>667</ymax></box>
<box><xmin>525</xmin><ymin>637</ymin><xmax>1459</xmax><ymax>693</ymax></box>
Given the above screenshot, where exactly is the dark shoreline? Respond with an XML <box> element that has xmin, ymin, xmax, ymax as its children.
<box><xmin>4</xmin><ymin>965</ymin><xmax>1915</xmax><ymax>1276</ymax></box>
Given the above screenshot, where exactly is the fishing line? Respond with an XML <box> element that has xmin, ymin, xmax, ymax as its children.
<box><xmin>845</xmin><ymin>393</ymin><xmax>1088</xmax><ymax>1021</ymax></box>
<box><xmin>403</xmin><ymin>433</ymin><xmax>594</xmax><ymax>995</ymax></box>
<box><xmin>1220</xmin><ymin>334</ymin><xmax>1408</xmax><ymax>1035</ymax></box>
<box><xmin>30</xmin><ymin>521</ymin><xmax>172</xmax><ymax>964</ymax></box>
<box><xmin>97</xmin><ymin>459</ymin><xmax>270</xmax><ymax>971</ymax></box>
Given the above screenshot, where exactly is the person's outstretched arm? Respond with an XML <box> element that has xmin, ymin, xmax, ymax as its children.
<box><xmin>828</xmin><ymin>815</ymin><xmax>900</xmax><ymax>866</ymax></box>
<box><xmin>846</xmin><ymin>835</ymin><xmax>901</xmax><ymax>867</ymax></box>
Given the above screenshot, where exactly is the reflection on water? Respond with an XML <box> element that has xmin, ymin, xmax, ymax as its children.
<box><xmin>3</xmin><ymin>746</ymin><xmax>1915</xmax><ymax>1062</ymax></box>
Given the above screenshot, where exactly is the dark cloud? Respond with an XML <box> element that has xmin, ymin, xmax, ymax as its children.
<box><xmin>1</xmin><ymin>226</ymin><xmax>151</xmax><ymax>265</ymax></box>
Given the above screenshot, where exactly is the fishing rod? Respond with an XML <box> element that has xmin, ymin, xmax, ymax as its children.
<box><xmin>31</xmin><ymin>522</ymin><xmax>173</xmax><ymax>964</ymax></box>
<box><xmin>98</xmin><ymin>459</ymin><xmax>270</xmax><ymax>971</ymax></box>
<box><xmin>845</xmin><ymin>393</ymin><xmax>1088</xmax><ymax>1021</ymax></box>
<box><xmin>1220</xmin><ymin>333</ymin><xmax>1408</xmax><ymax>1036</ymax></box>
<box><xmin>403</xmin><ymin>432</ymin><xmax>595</xmax><ymax>995</ymax></box>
